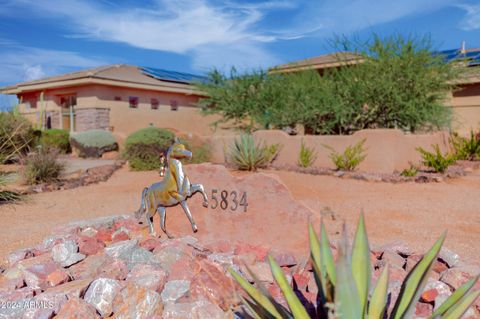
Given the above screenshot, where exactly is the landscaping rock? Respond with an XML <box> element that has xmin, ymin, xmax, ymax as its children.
<box><xmin>52</xmin><ymin>240</ymin><xmax>85</xmax><ymax>267</ymax></box>
<box><xmin>127</xmin><ymin>264</ymin><xmax>167</xmax><ymax>292</ymax></box>
<box><xmin>112</xmin><ymin>283</ymin><xmax>163</xmax><ymax>319</ymax></box>
<box><xmin>379</xmin><ymin>250</ymin><xmax>406</xmax><ymax>269</ymax></box>
<box><xmin>46</xmin><ymin>268</ymin><xmax>70</xmax><ymax>287</ymax></box>
<box><xmin>440</xmin><ymin>267</ymin><xmax>475</xmax><ymax>289</ymax></box>
<box><xmin>438</xmin><ymin>248</ymin><xmax>461</xmax><ymax>268</ymax></box>
<box><xmin>77</xmin><ymin>236</ymin><xmax>105</xmax><ymax>256</ymax></box>
<box><xmin>104</xmin><ymin>239</ymin><xmax>138</xmax><ymax>258</ymax></box>
<box><xmin>22</xmin><ymin>261</ymin><xmax>58</xmax><ymax>289</ymax></box>
<box><xmin>415</xmin><ymin>302</ymin><xmax>433</xmax><ymax>318</ymax></box>
<box><xmin>84</xmin><ymin>278</ymin><xmax>122</xmax><ymax>317</ymax></box>
<box><xmin>161</xmin><ymin>280</ymin><xmax>190</xmax><ymax>303</ymax></box>
<box><xmin>45</xmin><ymin>278</ymin><xmax>92</xmax><ymax>299</ymax></box>
<box><xmin>56</xmin><ymin>297</ymin><xmax>100</xmax><ymax>319</ymax></box>
<box><xmin>271</xmin><ymin>251</ymin><xmax>297</xmax><ymax>267</ymax></box>
<box><xmin>7</xmin><ymin>249</ymin><xmax>33</xmax><ymax>267</ymax></box>
<box><xmin>163</xmin><ymin>300</ymin><xmax>226</xmax><ymax>319</ymax></box>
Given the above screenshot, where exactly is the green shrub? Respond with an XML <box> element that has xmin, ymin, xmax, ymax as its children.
<box><xmin>124</xmin><ymin>127</ymin><xmax>175</xmax><ymax>171</ymax></box>
<box><xmin>70</xmin><ymin>129</ymin><xmax>118</xmax><ymax>158</ymax></box>
<box><xmin>0</xmin><ymin>173</ymin><xmax>21</xmax><ymax>204</ymax></box>
<box><xmin>324</xmin><ymin>139</ymin><xmax>367</xmax><ymax>171</ymax></box>
<box><xmin>401</xmin><ymin>162</ymin><xmax>419</xmax><ymax>177</ymax></box>
<box><xmin>230</xmin><ymin>215</ymin><xmax>480</xmax><ymax>319</ymax></box>
<box><xmin>417</xmin><ymin>144</ymin><xmax>456</xmax><ymax>173</ymax></box>
<box><xmin>298</xmin><ymin>139</ymin><xmax>317</xmax><ymax>168</ymax></box>
<box><xmin>40</xmin><ymin>129</ymin><xmax>70</xmax><ymax>153</ymax></box>
<box><xmin>227</xmin><ymin>134</ymin><xmax>275</xmax><ymax>171</ymax></box>
<box><xmin>0</xmin><ymin>112</ymin><xmax>35</xmax><ymax>163</ymax></box>
<box><xmin>451</xmin><ymin>131</ymin><xmax>480</xmax><ymax>161</ymax></box>
<box><xmin>22</xmin><ymin>149</ymin><xmax>65</xmax><ymax>184</ymax></box>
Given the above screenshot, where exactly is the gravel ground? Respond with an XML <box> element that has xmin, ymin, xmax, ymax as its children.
<box><xmin>1</xmin><ymin>165</ymin><xmax>479</xmax><ymax>265</ymax></box>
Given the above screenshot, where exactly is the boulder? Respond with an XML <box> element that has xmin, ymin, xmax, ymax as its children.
<box><xmin>161</xmin><ymin>280</ymin><xmax>190</xmax><ymax>303</ymax></box>
<box><xmin>84</xmin><ymin>278</ymin><xmax>122</xmax><ymax>317</ymax></box>
<box><xmin>147</xmin><ymin>164</ymin><xmax>317</xmax><ymax>255</ymax></box>
<box><xmin>56</xmin><ymin>297</ymin><xmax>100</xmax><ymax>319</ymax></box>
<box><xmin>127</xmin><ymin>264</ymin><xmax>167</xmax><ymax>293</ymax></box>
<box><xmin>52</xmin><ymin>240</ymin><xmax>85</xmax><ymax>267</ymax></box>
<box><xmin>112</xmin><ymin>283</ymin><xmax>163</xmax><ymax>319</ymax></box>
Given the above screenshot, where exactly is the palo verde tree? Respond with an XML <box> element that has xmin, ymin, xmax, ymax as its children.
<box><xmin>197</xmin><ymin>33</ymin><xmax>460</xmax><ymax>135</ymax></box>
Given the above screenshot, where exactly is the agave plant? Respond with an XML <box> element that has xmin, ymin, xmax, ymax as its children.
<box><xmin>228</xmin><ymin>134</ymin><xmax>270</xmax><ymax>171</ymax></box>
<box><xmin>230</xmin><ymin>215</ymin><xmax>480</xmax><ymax>318</ymax></box>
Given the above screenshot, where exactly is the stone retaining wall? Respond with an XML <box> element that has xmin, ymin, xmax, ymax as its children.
<box><xmin>209</xmin><ymin>129</ymin><xmax>451</xmax><ymax>174</ymax></box>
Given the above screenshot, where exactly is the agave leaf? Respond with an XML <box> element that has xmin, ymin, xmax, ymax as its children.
<box><xmin>267</xmin><ymin>256</ymin><xmax>310</xmax><ymax>319</ymax></box>
<box><xmin>430</xmin><ymin>275</ymin><xmax>479</xmax><ymax>317</ymax></box>
<box><xmin>441</xmin><ymin>290</ymin><xmax>480</xmax><ymax>319</ymax></box>
<box><xmin>309</xmin><ymin>224</ymin><xmax>327</xmax><ymax>297</ymax></box>
<box><xmin>391</xmin><ymin>232</ymin><xmax>446</xmax><ymax>319</ymax></box>
<box><xmin>320</xmin><ymin>221</ymin><xmax>336</xmax><ymax>286</ymax></box>
<box><xmin>368</xmin><ymin>264</ymin><xmax>389</xmax><ymax>319</ymax></box>
<box><xmin>228</xmin><ymin>268</ymin><xmax>283</xmax><ymax>318</ymax></box>
<box><xmin>351</xmin><ymin>213</ymin><xmax>371</xmax><ymax>314</ymax></box>
<box><xmin>335</xmin><ymin>225</ymin><xmax>362</xmax><ymax>319</ymax></box>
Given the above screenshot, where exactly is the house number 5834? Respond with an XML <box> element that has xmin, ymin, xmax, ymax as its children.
<box><xmin>210</xmin><ymin>189</ymin><xmax>248</xmax><ymax>212</ymax></box>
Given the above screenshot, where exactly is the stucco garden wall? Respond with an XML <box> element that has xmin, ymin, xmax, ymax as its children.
<box><xmin>450</xmin><ymin>82</ymin><xmax>480</xmax><ymax>136</ymax></box>
<box><xmin>208</xmin><ymin>129</ymin><xmax>450</xmax><ymax>174</ymax></box>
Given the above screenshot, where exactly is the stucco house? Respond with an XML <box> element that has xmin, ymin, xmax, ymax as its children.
<box><xmin>270</xmin><ymin>47</ymin><xmax>480</xmax><ymax>135</ymax></box>
<box><xmin>0</xmin><ymin>64</ymin><xmax>223</xmax><ymax>142</ymax></box>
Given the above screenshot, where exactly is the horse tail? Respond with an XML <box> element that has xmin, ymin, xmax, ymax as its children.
<box><xmin>135</xmin><ymin>187</ymin><xmax>149</xmax><ymax>219</ymax></box>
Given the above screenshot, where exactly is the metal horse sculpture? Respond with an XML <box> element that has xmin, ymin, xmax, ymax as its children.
<box><xmin>135</xmin><ymin>139</ymin><xmax>208</xmax><ymax>238</ymax></box>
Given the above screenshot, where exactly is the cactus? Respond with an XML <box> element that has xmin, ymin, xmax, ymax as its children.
<box><xmin>230</xmin><ymin>214</ymin><xmax>479</xmax><ymax>318</ymax></box>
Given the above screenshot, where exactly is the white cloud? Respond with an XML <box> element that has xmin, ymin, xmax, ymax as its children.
<box><xmin>0</xmin><ymin>44</ymin><xmax>107</xmax><ymax>84</ymax></box>
<box><xmin>457</xmin><ymin>3</ymin><xmax>480</xmax><ymax>30</ymax></box>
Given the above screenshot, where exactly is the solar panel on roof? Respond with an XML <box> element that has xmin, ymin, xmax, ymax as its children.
<box><xmin>140</xmin><ymin>67</ymin><xmax>208</xmax><ymax>84</ymax></box>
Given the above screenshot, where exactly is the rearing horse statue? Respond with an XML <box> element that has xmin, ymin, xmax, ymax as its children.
<box><xmin>135</xmin><ymin>138</ymin><xmax>208</xmax><ymax>238</ymax></box>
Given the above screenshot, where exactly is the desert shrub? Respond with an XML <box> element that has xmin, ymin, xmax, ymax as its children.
<box><xmin>324</xmin><ymin>139</ymin><xmax>367</xmax><ymax>171</ymax></box>
<box><xmin>0</xmin><ymin>172</ymin><xmax>21</xmax><ymax>204</ymax></box>
<box><xmin>180</xmin><ymin>140</ymin><xmax>212</xmax><ymax>165</ymax></box>
<box><xmin>298</xmin><ymin>139</ymin><xmax>317</xmax><ymax>168</ymax></box>
<box><xmin>124</xmin><ymin>127</ymin><xmax>175</xmax><ymax>171</ymax></box>
<box><xmin>0</xmin><ymin>112</ymin><xmax>35</xmax><ymax>163</ymax></box>
<box><xmin>40</xmin><ymin>129</ymin><xmax>70</xmax><ymax>153</ymax></box>
<box><xmin>22</xmin><ymin>149</ymin><xmax>65</xmax><ymax>184</ymax></box>
<box><xmin>450</xmin><ymin>131</ymin><xmax>480</xmax><ymax>161</ymax></box>
<box><xmin>400</xmin><ymin>162</ymin><xmax>419</xmax><ymax>177</ymax></box>
<box><xmin>417</xmin><ymin>144</ymin><xmax>456</xmax><ymax>173</ymax></box>
<box><xmin>227</xmin><ymin>134</ymin><xmax>276</xmax><ymax>171</ymax></box>
<box><xmin>70</xmin><ymin>129</ymin><xmax>118</xmax><ymax>158</ymax></box>
<box><xmin>230</xmin><ymin>215</ymin><xmax>480</xmax><ymax>318</ymax></box>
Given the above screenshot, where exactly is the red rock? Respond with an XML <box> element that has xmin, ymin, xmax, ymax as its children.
<box><xmin>234</xmin><ymin>243</ymin><xmax>268</xmax><ymax>262</ymax></box>
<box><xmin>45</xmin><ymin>278</ymin><xmax>93</xmax><ymax>299</ymax></box>
<box><xmin>68</xmin><ymin>254</ymin><xmax>110</xmax><ymax>280</ymax></box>
<box><xmin>421</xmin><ymin>289</ymin><xmax>439</xmax><ymax>303</ymax></box>
<box><xmin>99</xmin><ymin>259</ymin><xmax>129</xmax><ymax>281</ymax></box>
<box><xmin>292</xmin><ymin>272</ymin><xmax>309</xmax><ymax>291</ymax></box>
<box><xmin>0</xmin><ymin>286</ymin><xmax>35</xmax><ymax>302</ymax></box>
<box><xmin>95</xmin><ymin>228</ymin><xmax>114</xmax><ymax>243</ymax></box>
<box><xmin>139</xmin><ymin>238</ymin><xmax>161</xmax><ymax>251</ymax></box>
<box><xmin>78</xmin><ymin>236</ymin><xmax>105</xmax><ymax>256</ymax></box>
<box><xmin>127</xmin><ymin>264</ymin><xmax>167</xmax><ymax>293</ymax></box>
<box><xmin>114</xmin><ymin>218</ymin><xmax>142</xmax><ymax>232</ymax></box>
<box><xmin>112</xmin><ymin>230</ymin><xmax>130</xmax><ymax>242</ymax></box>
<box><xmin>405</xmin><ymin>254</ymin><xmax>423</xmax><ymax>272</ymax></box>
<box><xmin>432</xmin><ymin>259</ymin><xmax>449</xmax><ymax>274</ymax></box>
<box><xmin>441</xmin><ymin>267</ymin><xmax>474</xmax><ymax>289</ymax></box>
<box><xmin>7</xmin><ymin>249</ymin><xmax>33</xmax><ymax>267</ymax></box>
<box><xmin>379</xmin><ymin>250</ymin><xmax>405</xmax><ymax>269</ymax></box>
<box><xmin>205</xmin><ymin>240</ymin><xmax>235</xmax><ymax>254</ymax></box>
<box><xmin>168</xmin><ymin>256</ymin><xmax>200</xmax><ymax>281</ymax></box>
<box><xmin>56</xmin><ymin>297</ymin><xmax>100</xmax><ymax>319</ymax></box>
<box><xmin>267</xmin><ymin>284</ymin><xmax>288</xmax><ymax>309</ymax></box>
<box><xmin>271</xmin><ymin>252</ymin><xmax>297</xmax><ymax>267</ymax></box>
<box><xmin>112</xmin><ymin>283</ymin><xmax>164</xmax><ymax>318</ymax></box>
<box><xmin>47</xmin><ymin>268</ymin><xmax>70</xmax><ymax>287</ymax></box>
<box><xmin>234</xmin><ymin>252</ymin><xmax>257</xmax><ymax>266</ymax></box>
<box><xmin>415</xmin><ymin>302</ymin><xmax>433</xmax><ymax>317</ymax></box>
<box><xmin>389</xmin><ymin>267</ymin><xmax>408</xmax><ymax>282</ymax></box>
<box><xmin>22</xmin><ymin>261</ymin><xmax>58</xmax><ymax>289</ymax></box>
<box><xmin>190</xmin><ymin>260</ymin><xmax>239</xmax><ymax>311</ymax></box>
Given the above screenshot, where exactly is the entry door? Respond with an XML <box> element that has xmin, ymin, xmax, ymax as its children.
<box><xmin>60</xmin><ymin>95</ymin><xmax>77</xmax><ymax>132</ymax></box>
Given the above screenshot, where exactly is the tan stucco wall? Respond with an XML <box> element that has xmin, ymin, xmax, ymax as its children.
<box><xmin>209</xmin><ymin>129</ymin><xmax>450</xmax><ymax>174</ymax></box>
<box><xmin>450</xmin><ymin>83</ymin><xmax>480</xmax><ymax>136</ymax></box>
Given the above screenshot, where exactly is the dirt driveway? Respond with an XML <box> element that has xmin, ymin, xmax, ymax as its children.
<box><xmin>1</xmin><ymin>165</ymin><xmax>479</xmax><ymax>264</ymax></box>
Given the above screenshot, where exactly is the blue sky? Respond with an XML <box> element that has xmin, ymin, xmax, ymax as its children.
<box><xmin>0</xmin><ymin>0</ymin><xmax>480</xmax><ymax>109</ymax></box>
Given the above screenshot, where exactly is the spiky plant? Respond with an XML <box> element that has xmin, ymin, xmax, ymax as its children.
<box><xmin>298</xmin><ymin>139</ymin><xmax>317</xmax><ymax>168</ymax></box>
<box><xmin>451</xmin><ymin>131</ymin><xmax>480</xmax><ymax>161</ymax></box>
<box><xmin>228</xmin><ymin>134</ymin><xmax>270</xmax><ymax>171</ymax></box>
<box><xmin>417</xmin><ymin>144</ymin><xmax>456</xmax><ymax>173</ymax></box>
<box><xmin>0</xmin><ymin>172</ymin><xmax>21</xmax><ymax>204</ymax></box>
<box><xmin>323</xmin><ymin>139</ymin><xmax>367</xmax><ymax>171</ymax></box>
<box><xmin>230</xmin><ymin>215</ymin><xmax>480</xmax><ymax>318</ymax></box>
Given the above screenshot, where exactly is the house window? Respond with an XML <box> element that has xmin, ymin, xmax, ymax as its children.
<box><xmin>129</xmin><ymin>96</ymin><xmax>139</xmax><ymax>108</ymax></box>
<box><xmin>151</xmin><ymin>98</ymin><xmax>159</xmax><ymax>110</ymax></box>
<box><xmin>170</xmin><ymin>100</ymin><xmax>178</xmax><ymax>111</ymax></box>
<box><xmin>27</xmin><ymin>98</ymin><xmax>37</xmax><ymax>109</ymax></box>
<box><xmin>114</xmin><ymin>96</ymin><xmax>122</xmax><ymax>101</ymax></box>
